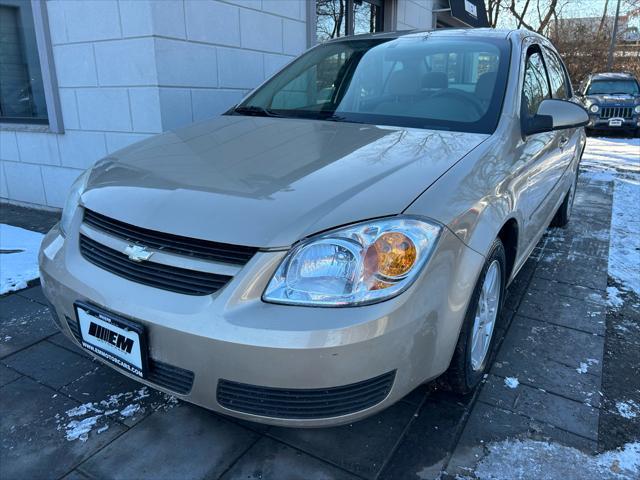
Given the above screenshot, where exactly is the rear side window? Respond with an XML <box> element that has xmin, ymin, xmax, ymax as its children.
<box><xmin>543</xmin><ymin>48</ymin><xmax>569</xmax><ymax>99</ymax></box>
<box><xmin>522</xmin><ymin>50</ymin><xmax>550</xmax><ymax>117</ymax></box>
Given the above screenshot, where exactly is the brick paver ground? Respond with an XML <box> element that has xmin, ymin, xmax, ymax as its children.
<box><xmin>0</xmin><ymin>175</ymin><xmax>627</xmax><ymax>479</ymax></box>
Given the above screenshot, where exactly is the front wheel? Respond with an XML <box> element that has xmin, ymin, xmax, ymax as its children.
<box><xmin>443</xmin><ymin>239</ymin><xmax>506</xmax><ymax>394</ymax></box>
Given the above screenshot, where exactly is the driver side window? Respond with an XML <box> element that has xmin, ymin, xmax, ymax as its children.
<box><xmin>522</xmin><ymin>49</ymin><xmax>551</xmax><ymax>119</ymax></box>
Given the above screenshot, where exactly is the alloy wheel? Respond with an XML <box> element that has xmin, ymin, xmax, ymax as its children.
<box><xmin>470</xmin><ymin>260</ymin><xmax>501</xmax><ymax>371</ymax></box>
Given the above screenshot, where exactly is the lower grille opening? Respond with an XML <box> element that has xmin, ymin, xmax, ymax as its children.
<box><xmin>217</xmin><ymin>371</ymin><xmax>396</xmax><ymax>419</ymax></box>
<box><xmin>65</xmin><ymin>316</ymin><xmax>194</xmax><ymax>395</ymax></box>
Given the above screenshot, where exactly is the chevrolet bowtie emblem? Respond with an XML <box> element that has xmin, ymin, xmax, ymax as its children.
<box><xmin>124</xmin><ymin>244</ymin><xmax>154</xmax><ymax>262</ymax></box>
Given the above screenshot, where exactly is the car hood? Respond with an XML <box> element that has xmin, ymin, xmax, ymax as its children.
<box><xmin>585</xmin><ymin>94</ymin><xmax>639</xmax><ymax>106</ymax></box>
<box><xmin>83</xmin><ymin>116</ymin><xmax>488</xmax><ymax>248</ymax></box>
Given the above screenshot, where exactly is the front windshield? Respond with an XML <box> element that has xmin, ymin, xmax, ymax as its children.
<box><xmin>587</xmin><ymin>80</ymin><xmax>640</xmax><ymax>95</ymax></box>
<box><xmin>234</xmin><ymin>36</ymin><xmax>510</xmax><ymax>134</ymax></box>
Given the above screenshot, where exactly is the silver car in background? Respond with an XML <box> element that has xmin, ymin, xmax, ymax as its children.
<box><xmin>40</xmin><ymin>28</ymin><xmax>588</xmax><ymax>427</ymax></box>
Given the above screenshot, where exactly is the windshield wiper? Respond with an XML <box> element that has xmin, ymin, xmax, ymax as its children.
<box><xmin>314</xmin><ymin>112</ymin><xmax>361</xmax><ymax>124</ymax></box>
<box><xmin>233</xmin><ymin>105</ymin><xmax>281</xmax><ymax>117</ymax></box>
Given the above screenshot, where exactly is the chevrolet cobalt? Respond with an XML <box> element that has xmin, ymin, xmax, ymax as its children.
<box><xmin>40</xmin><ymin>29</ymin><xmax>588</xmax><ymax>427</ymax></box>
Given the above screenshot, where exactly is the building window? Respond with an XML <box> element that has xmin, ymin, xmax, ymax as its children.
<box><xmin>0</xmin><ymin>1</ymin><xmax>48</xmax><ymax>124</ymax></box>
<box><xmin>316</xmin><ymin>0</ymin><xmax>384</xmax><ymax>42</ymax></box>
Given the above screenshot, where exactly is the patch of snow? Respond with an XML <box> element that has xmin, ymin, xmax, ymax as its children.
<box><xmin>581</xmin><ymin>137</ymin><xmax>640</xmax><ymax>180</ymax></box>
<box><xmin>119</xmin><ymin>403</ymin><xmax>140</xmax><ymax>418</ymax></box>
<box><xmin>587</xmin><ymin>292</ymin><xmax>606</xmax><ymax>305</ymax></box>
<box><xmin>607</xmin><ymin>286</ymin><xmax>625</xmax><ymax>309</ymax></box>
<box><xmin>608</xmin><ymin>179</ymin><xmax>640</xmax><ymax>296</ymax></box>
<box><xmin>65</xmin><ymin>415</ymin><xmax>101</xmax><ymax>442</ymax></box>
<box><xmin>577</xmin><ymin>358</ymin><xmax>600</xmax><ymax>374</ymax></box>
<box><xmin>615</xmin><ymin>400</ymin><xmax>639</xmax><ymax>419</ymax></box>
<box><xmin>504</xmin><ymin>377</ymin><xmax>519</xmax><ymax>389</ymax></box>
<box><xmin>581</xmin><ymin>137</ymin><xmax>640</xmax><ymax>296</ymax></box>
<box><xmin>54</xmin><ymin>387</ymin><xmax>178</xmax><ymax>442</ymax></box>
<box><xmin>96</xmin><ymin>425</ymin><xmax>109</xmax><ymax>434</ymax></box>
<box><xmin>471</xmin><ymin>439</ymin><xmax>640</xmax><ymax>480</ymax></box>
<box><xmin>0</xmin><ymin>224</ymin><xmax>44</xmax><ymax>294</ymax></box>
<box><xmin>65</xmin><ymin>402</ymin><xmax>101</xmax><ymax>417</ymax></box>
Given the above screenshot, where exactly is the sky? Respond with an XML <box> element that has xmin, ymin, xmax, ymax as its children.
<box><xmin>496</xmin><ymin>0</ymin><xmax>640</xmax><ymax>29</ymax></box>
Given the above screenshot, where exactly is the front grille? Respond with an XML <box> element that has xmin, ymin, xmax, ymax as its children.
<box><xmin>83</xmin><ymin>209</ymin><xmax>257</xmax><ymax>265</ymax></box>
<box><xmin>80</xmin><ymin>235</ymin><xmax>231</xmax><ymax>296</ymax></box>
<box><xmin>65</xmin><ymin>316</ymin><xmax>194</xmax><ymax>395</ymax></box>
<box><xmin>217</xmin><ymin>371</ymin><xmax>396</xmax><ymax>419</ymax></box>
<box><xmin>600</xmin><ymin>106</ymin><xmax>633</xmax><ymax>119</ymax></box>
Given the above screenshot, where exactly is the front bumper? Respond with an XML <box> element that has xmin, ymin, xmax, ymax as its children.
<box><xmin>587</xmin><ymin>114</ymin><xmax>639</xmax><ymax>131</ymax></box>
<box><xmin>39</xmin><ymin>222</ymin><xmax>483</xmax><ymax>427</ymax></box>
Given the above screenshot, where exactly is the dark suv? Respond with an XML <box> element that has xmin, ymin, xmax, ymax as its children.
<box><xmin>577</xmin><ymin>72</ymin><xmax>640</xmax><ymax>135</ymax></box>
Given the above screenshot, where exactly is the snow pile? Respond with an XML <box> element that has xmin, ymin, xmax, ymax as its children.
<box><xmin>470</xmin><ymin>439</ymin><xmax>640</xmax><ymax>480</ymax></box>
<box><xmin>0</xmin><ymin>224</ymin><xmax>44</xmax><ymax>294</ymax></box>
<box><xmin>608</xmin><ymin>179</ymin><xmax>640</xmax><ymax>296</ymax></box>
<box><xmin>55</xmin><ymin>387</ymin><xmax>178</xmax><ymax>442</ymax></box>
<box><xmin>581</xmin><ymin>137</ymin><xmax>640</xmax><ymax>296</ymax></box>
<box><xmin>581</xmin><ymin>137</ymin><xmax>640</xmax><ymax>181</ymax></box>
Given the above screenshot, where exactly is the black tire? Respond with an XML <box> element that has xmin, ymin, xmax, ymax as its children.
<box><xmin>551</xmin><ymin>167</ymin><xmax>579</xmax><ymax>228</ymax></box>
<box><xmin>443</xmin><ymin>239</ymin><xmax>506</xmax><ymax>394</ymax></box>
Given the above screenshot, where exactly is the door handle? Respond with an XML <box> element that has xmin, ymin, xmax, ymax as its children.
<box><xmin>559</xmin><ymin>136</ymin><xmax>569</xmax><ymax>148</ymax></box>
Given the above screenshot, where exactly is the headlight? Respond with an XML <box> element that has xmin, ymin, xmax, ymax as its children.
<box><xmin>634</xmin><ymin>105</ymin><xmax>640</xmax><ymax>114</ymax></box>
<box><xmin>589</xmin><ymin>104</ymin><xmax>599</xmax><ymax>113</ymax></box>
<box><xmin>60</xmin><ymin>169</ymin><xmax>91</xmax><ymax>236</ymax></box>
<box><xmin>263</xmin><ymin>217</ymin><xmax>441</xmax><ymax>307</ymax></box>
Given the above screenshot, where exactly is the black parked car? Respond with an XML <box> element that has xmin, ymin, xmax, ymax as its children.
<box><xmin>577</xmin><ymin>72</ymin><xmax>640</xmax><ymax>136</ymax></box>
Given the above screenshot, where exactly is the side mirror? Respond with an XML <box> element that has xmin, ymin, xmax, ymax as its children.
<box><xmin>524</xmin><ymin>99</ymin><xmax>589</xmax><ymax>136</ymax></box>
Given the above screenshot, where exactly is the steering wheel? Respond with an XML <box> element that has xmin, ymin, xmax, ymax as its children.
<box><xmin>427</xmin><ymin>88</ymin><xmax>485</xmax><ymax>117</ymax></box>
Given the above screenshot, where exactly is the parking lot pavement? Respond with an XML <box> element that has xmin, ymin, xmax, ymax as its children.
<box><xmin>1</xmin><ymin>175</ymin><xmax>636</xmax><ymax>480</ymax></box>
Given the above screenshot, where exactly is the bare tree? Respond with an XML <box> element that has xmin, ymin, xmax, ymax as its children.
<box><xmin>597</xmin><ymin>0</ymin><xmax>610</xmax><ymax>36</ymax></box>
<box><xmin>488</xmin><ymin>0</ymin><xmax>639</xmax><ymax>85</ymax></box>
<box><xmin>486</xmin><ymin>0</ymin><xmax>503</xmax><ymax>27</ymax></box>
<box><xmin>316</xmin><ymin>0</ymin><xmax>346</xmax><ymax>41</ymax></box>
<box><xmin>508</xmin><ymin>0</ymin><xmax>561</xmax><ymax>34</ymax></box>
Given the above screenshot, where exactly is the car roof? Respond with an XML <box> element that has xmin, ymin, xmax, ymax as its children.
<box><xmin>590</xmin><ymin>72</ymin><xmax>637</xmax><ymax>81</ymax></box>
<box><xmin>325</xmin><ymin>27</ymin><xmax>516</xmax><ymax>43</ymax></box>
<box><xmin>324</xmin><ymin>28</ymin><xmax>551</xmax><ymax>50</ymax></box>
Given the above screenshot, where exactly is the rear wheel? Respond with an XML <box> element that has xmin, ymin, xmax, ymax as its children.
<box><xmin>444</xmin><ymin>239</ymin><xmax>506</xmax><ymax>394</ymax></box>
<box><xmin>551</xmin><ymin>167</ymin><xmax>579</xmax><ymax>228</ymax></box>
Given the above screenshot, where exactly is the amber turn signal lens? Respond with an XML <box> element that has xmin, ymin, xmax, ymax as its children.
<box><xmin>369</xmin><ymin>232</ymin><xmax>417</xmax><ymax>279</ymax></box>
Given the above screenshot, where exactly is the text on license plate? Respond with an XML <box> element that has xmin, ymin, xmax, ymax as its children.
<box><xmin>609</xmin><ymin>119</ymin><xmax>623</xmax><ymax>127</ymax></box>
<box><xmin>77</xmin><ymin>307</ymin><xmax>144</xmax><ymax>377</ymax></box>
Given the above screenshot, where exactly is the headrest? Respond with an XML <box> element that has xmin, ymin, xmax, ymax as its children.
<box><xmin>475</xmin><ymin>71</ymin><xmax>498</xmax><ymax>100</ymax></box>
<box><xmin>421</xmin><ymin>71</ymin><xmax>448</xmax><ymax>90</ymax></box>
<box><xmin>386</xmin><ymin>70</ymin><xmax>420</xmax><ymax>96</ymax></box>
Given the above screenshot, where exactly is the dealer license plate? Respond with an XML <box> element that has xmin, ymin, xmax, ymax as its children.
<box><xmin>75</xmin><ymin>303</ymin><xmax>147</xmax><ymax>378</ymax></box>
<box><xmin>609</xmin><ymin>118</ymin><xmax>623</xmax><ymax>127</ymax></box>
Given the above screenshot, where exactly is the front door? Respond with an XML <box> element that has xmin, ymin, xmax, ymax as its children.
<box><xmin>515</xmin><ymin>45</ymin><xmax>564</xmax><ymax>253</ymax></box>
